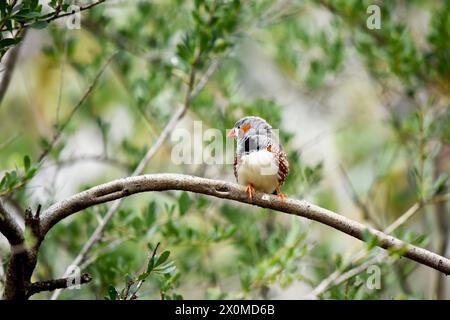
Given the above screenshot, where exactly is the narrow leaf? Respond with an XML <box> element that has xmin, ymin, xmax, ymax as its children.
<box><xmin>155</xmin><ymin>251</ymin><xmax>170</xmax><ymax>268</ymax></box>
<box><xmin>23</xmin><ymin>155</ymin><xmax>30</xmax><ymax>172</ymax></box>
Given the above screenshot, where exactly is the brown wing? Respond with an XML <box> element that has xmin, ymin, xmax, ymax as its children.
<box><xmin>233</xmin><ymin>152</ymin><xmax>239</xmax><ymax>182</ymax></box>
<box><xmin>267</xmin><ymin>143</ymin><xmax>289</xmax><ymax>186</ymax></box>
<box><xmin>277</xmin><ymin>150</ymin><xmax>289</xmax><ymax>186</ymax></box>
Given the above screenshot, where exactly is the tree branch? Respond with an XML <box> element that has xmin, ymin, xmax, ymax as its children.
<box><xmin>26</xmin><ymin>273</ymin><xmax>92</xmax><ymax>297</ymax></box>
<box><xmin>39</xmin><ymin>174</ymin><xmax>450</xmax><ymax>275</ymax></box>
<box><xmin>0</xmin><ymin>29</ymin><xmax>26</xmax><ymax>107</ymax></box>
<box><xmin>1</xmin><ymin>202</ymin><xmax>45</xmax><ymax>300</ymax></box>
<box><xmin>0</xmin><ymin>199</ymin><xmax>24</xmax><ymax>246</ymax></box>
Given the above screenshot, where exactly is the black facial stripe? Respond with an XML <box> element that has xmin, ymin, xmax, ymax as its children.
<box><xmin>244</xmin><ymin>137</ymin><xmax>250</xmax><ymax>153</ymax></box>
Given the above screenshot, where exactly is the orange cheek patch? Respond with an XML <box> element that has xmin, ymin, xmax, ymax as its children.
<box><xmin>266</xmin><ymin>144</ymin><xmax>272</xmax><ymax>152</ymax></box>
<box><xmin>241</xmin><ymin>122</ymin><xmax>252</xmax><ymax>134</ymax></box>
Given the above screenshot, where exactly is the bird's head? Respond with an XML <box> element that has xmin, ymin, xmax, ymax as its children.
<box><xmin>227</xmin><ymin>116</ymin><xmax>272</xmax><ymax>140</ymax></box>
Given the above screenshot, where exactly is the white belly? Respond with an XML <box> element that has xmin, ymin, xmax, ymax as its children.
<box><xmin>237</xmin><ymin>150</ymin><xmax>279</xmax><ymax>193</ymax></box>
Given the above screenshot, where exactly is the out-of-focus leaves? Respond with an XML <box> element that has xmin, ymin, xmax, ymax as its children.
<box><xmin>178</xmin><ymin>192</ymin><xmax>192</xmax><ymax>216</ymax></box>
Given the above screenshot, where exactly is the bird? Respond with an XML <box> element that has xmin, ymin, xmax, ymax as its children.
<box><xmin>228</xmin><ymin>116</ymin><xmax>289</xmax><ymax>202</ymax></box>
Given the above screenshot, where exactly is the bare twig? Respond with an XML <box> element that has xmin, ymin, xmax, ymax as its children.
<box><xmin>127</xmin><ymin>242</ymin><xmax>160</xmax><ymax>300</ymax></box>
<box><xmin>306</xmin><ymin>195</ymin><xmax>448</xmax><ymax>298</ymax></box>
<box><xmin>433</xmin><ymin>153</ymin><xmax>449</xmax><ymax>299</ymax></box>
<box><xmin>339</xmin><ymin>164</ymin><xmax>382</xmax><ymax>229</ymax></box>
<box><xmin>48</xmin><ymin>155</ymin><xmax>129</xmax><ymax>171</ymax></box>
<box><xmin>26</xmin><ymin>273</ymin><xmax>92</xmax><ymax>297</ymax></box>
<box><xmin>38</xmin><ymin>52</ymin><xmax>117</xmax><ymax>163</ymax></box>
<box><xmin>45</xmin><ymin>1</ymin><xmax>106</xmax><ymax>24</ymax></box>
<box><xmin>55</xmin><ymin>31</ymin><xmax>69</xmax><ymax>124</ymax></box>
<box><xmin>340</xmin><ymin>162</ymin><xmax>415</xmax><ymax>295</ymax></box>
<box><xmin>79</xmin><ymin>237</ymin><xmax>131</xmax><ymax>270</ymax></box>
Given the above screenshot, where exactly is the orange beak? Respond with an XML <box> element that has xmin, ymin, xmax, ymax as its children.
<box><xmin>227</xmin><ymin>128</ymin><xmax>237</xmax><ymax>138</ymax></box>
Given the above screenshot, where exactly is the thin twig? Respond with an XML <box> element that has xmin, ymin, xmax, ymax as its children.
<box><xmin>79</xmin><ymin>237</ymin><xmax>131</xmax><ymax>270</ymax></box>
<box><xmin>128</xmin><ymin>242</ymin><xmax>161</xmax><ymax>300</ymax></box>
<box><xmin>306</xmin><ymin>195</ymin><xmax>448</xmax><ymax>298</ymax></box>
<box><xmin>48</xmin><ymin>155</ymin><xmax>130</xmax><ymax>171</ymax></box>
<box><xmin>339</xmin><ymin>164</ymin><xmax>382</xmax><ymax>229</ymax></box>
<box><xmin>38</xmin><ymin>52</ymin><xmax>117</xmax><ymax>163</ymax></box>
<box><xmin>26</xmin><ymin>273</ymin><xmax>92</xmax><ymax>297</ymax></box>
<box><xmin>433</xmin><ymin>154</ymin><xmax>449</xmax><ymax>299</ymax></box>
<box><xmin>45</xmin><ymin>1</ymin><xmax>106</xmax><ymax>24</ymax></box>
<box><xmin>55</xmin><ymin>30</ymin><xmax>69</xmax><ymax>125</ymax></box>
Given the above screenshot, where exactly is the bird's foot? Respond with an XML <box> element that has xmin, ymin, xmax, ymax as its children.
<box><xmin>276</xmin><ymin>187</ymin><xmax>287</xmax><ymax>202</ymax></box>
<box><xmin>245</xmin><ymin>184</ymin><xmax>255</xmax><ymax>202</ymax></box>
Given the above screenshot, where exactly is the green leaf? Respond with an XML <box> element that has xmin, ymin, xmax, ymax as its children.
<box><xmin>137</xmin><ymin>272</ymin><xmax>149</xmax><ymax>281</ymax></box>
<box><xmin>431</xmin><ymin>172</ymin><xmax>449</xmax><ymax>196</ymax></box>
<box><xmin>335</xmin><ymin>254</ymin><xmax>343</xmax><ymax>270</ymax></box>
<box><xmin>125</xmin><ymin>274</ymin><xmax>133</xmax><ymax>285</ymax></box>
<box><xmin>30</xmin><ymin>21</ymin><xmax>48</xmax><ymax>29</ymax></box>
<box><xmin>362</xmin><ymin>229</ymin><xmax>379</xmax><ymax>250</ymax></box>
<box><xmin>108</xmin><ymin>285</ymin><xmax>118</xmax><ymax>300</ymax></box>
<box><xmin>178</xmin><ymin>192</ymin><xmax>192</xmax><ymax>216</ymax></box>
<box><xmin>144</xmin><ymin>201</ymin><xmax>157</xmax><ymax>227</ymax></box>
<box><xmin>15</xmin><ymin>11</ymin><xmax>42</xmax><ymax>19</ymax></box>
<box><xmin>23</xmin><ymin>155</ymin><xmax>31</xmax><ymax>172</ymax></box>
<box><xmin>24</xmin><ymin>167</ymin><xmax>37</xmax><ymax>180</ymax></box>
<box><xmin>155</xmin><ymin>251</ymin><xmax>170</xmax><ymax>267</ymax></box>
<box><xmin>158</xmin><ymin>264</ymin><xmax>176</xmax><ymax>274</ymax></box>
<box><xmin>0</xmin><ymin>38</ymin><xmax>20</xmax><ymax>50</ymax></box>
<box><xmin>147</xmin><ymin>257</ymin><xmax>155</xmax><ymax>273</ymax></box>
<box><xmin>0</xmin><ymin>176</ymin><xmax>6</xmax><ymax>190</ymax></box>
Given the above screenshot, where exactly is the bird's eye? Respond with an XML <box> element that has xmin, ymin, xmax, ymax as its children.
<box><xmin>237</xmin><ymin>126</ymin><xmax>240</xmax><ymax>129</ymax></box>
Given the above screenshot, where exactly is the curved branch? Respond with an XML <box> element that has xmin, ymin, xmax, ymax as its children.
<box><xmin>0</xmin><ymin>199</ymin><xmax>24</xmax><ymax>246</ymax></box>
<box><xmin>40</xmin><ymin>174</ymin><xmax>450</xmax><ymax>275</ymax></box>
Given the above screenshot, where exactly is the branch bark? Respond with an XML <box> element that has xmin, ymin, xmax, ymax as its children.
<box><xmin>26</xmin><ymin>273</ymin><xmax>92</xmax><ymax>297</ymax></box>
<box><xmin>0</xmin><ymin>199</ymin><xmax>24</xmax><ymax>246</ymax></box>
<box><xmin>0</xmin><ymin>199</ymin><xmax>35</xmax><ymax>300</ymax></box>
<box><xmin>0</xmin><ymin>30</ymin><xmax>26</xmax><ymax>107</ymax></box>
<box><xmin>39</xmin><ymin>173</ymin><xmax>450</xmax><ymax>275</ymax></box>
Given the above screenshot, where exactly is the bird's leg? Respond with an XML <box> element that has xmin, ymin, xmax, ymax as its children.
<box><xmin>245</xmin><ymin>184</ymin><xmax>255</xmax><ymax>202</ymax></box>
<box><xmin>276</xmin><ymin>186</ymin><xmax>287</xmax><ymax>201</ymax></box>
